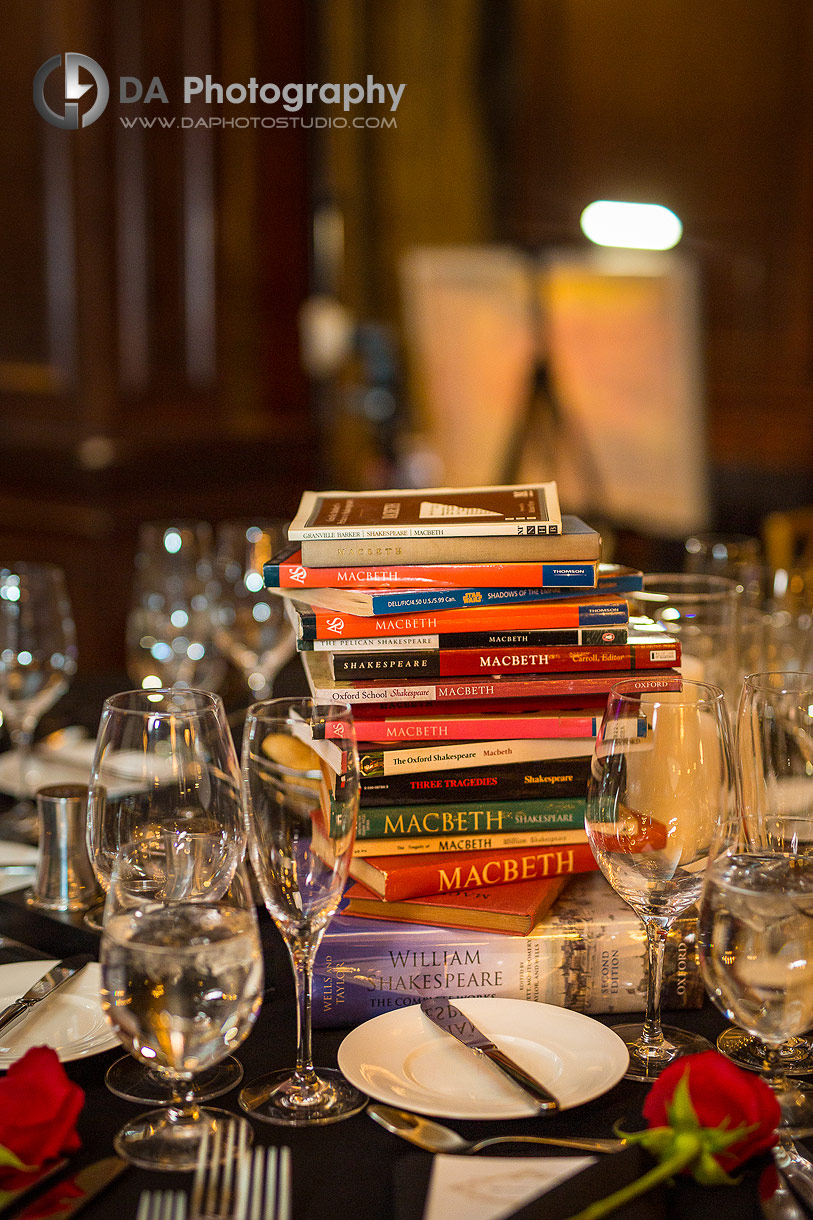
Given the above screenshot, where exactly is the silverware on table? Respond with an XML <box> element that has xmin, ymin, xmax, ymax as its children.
<box><xmin>9</xmin><ymin>1156</ymin><xmax>126</xmax><ymax>1220</ymax></box>
<box><xmin>136</xmin><ymin>1190</ymin><xmax>188</xmax><ymax>1220</ymax></box>
<box><xmin>774</xmin><ymin>1141</ymin><xmax>813</xmax><ymax>1215</ymax></box>
<box><xmin>0</xmin><ymin>954</ymin><xmax>94</xmax><ymax>1037</ymax></box>
<box><xmin>189</xmin><ymin>1122</ymin><xmax>291</xmax><ymax>1220</ymax></box>
<box><xmin>759</xmin><ymin>1163</ymin><xmax>809</xmax><ymax>1220</ymax></box>
<box><xmin>367</xmin><ymin>1103</ymin><xmax>625</xmax><ymax>1155</ymax></box>
<box><xmin>419</xmin><ymin>996</ymin><xmax>560</xmax><ymax>1113</ymax></box>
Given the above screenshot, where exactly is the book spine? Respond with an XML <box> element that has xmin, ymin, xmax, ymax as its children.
<box><xmin>356</xmin><ymin>798</ymin><xmax>586</xmax><ymax>840</ymax></box>
<box><xmin>299</xmin><ymin>532</ymin><xmax>598</xmax><ymax>567</ymax></box>
<box><xmin>306</xmin><ymin>626</ymin><xmax>629</xmax><ymax>651</ymax></box>
<box><xmin>351</xmin><ymin>827</ymin><xmax>588</xmax><ymax>856</ymax></box>
<box><xmin>311</xmin><ymin>911</ymin><xmax>703</xmax><ymax>1027</ymax></box>
<box><xmin>298</xmin><ymin>600</ymin><xmax>629</xmax><ymax>640</ymax></box>
<box><xmin>309</xmin><ymin>672</ymin><xmax>680</xmax><ymax>705</ymax></box>
<box><xmin>360</xmin><ymin>755</ymin><xmax>592</xmax><ymax>804</ymax></box>
<box><xmin>358</xmin><ymin>584</ymin><xmax>606</xmax><ymax>614</ymax></box>
<box><xmin>333</xmin><ymin>643</ymin><xmax>679</xmax><ymax>680</ymax></box>
<box><xmin>266</xmin><ymin>556</ymin><xmax>598</xmax><ymax>590</ymax></box>
<box><xmin>360</xmin><ymin>739</ymin><xmax>594</xmax><ymax>775</ymax></box>
<box><xmin>321</xmin><ymin>715</ymin><xmax>601</xmax><ymax>741</ymax></box>
<box><xmin>355</xmin><ymin>841</ymin><xmax>599</xmax><ymax>898</ymax></box>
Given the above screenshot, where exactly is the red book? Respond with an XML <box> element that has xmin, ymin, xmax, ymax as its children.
<box><xmin>327</xmin><ymin>710</ymin><xmax>604</xmax><ymax>742</ymax></box>
<box><xmin>330</xmin><ymin>638</ymin><xmax>679</xmax><ymax>680</ymax></box>
<box><xmin>349</xmin><ymin>839</ymin><xmax>599</xmax><ymax>900</ymax></box>
<box><xmin>343</xmin><ymin>874</ymin><xmax>570</xmax><ymax>934</ymax></box>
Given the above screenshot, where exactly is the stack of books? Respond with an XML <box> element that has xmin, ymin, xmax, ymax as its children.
<box><xmin>265</xmin><ymin>483</ymin><xmax>683</xmax><ymax>963</ymax></box>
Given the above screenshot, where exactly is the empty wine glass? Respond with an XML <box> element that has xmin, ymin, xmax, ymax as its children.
<box><xmin>586</xmin><ymin>677</ymin><xmax>735</xmax><ymax>1081</ymax></box>
<box><xmin>126</xmin><ymin>521</ymin><xmax>226</xmax><ymax>693</ymax></box>
<box><xmin>713</xmin><ymin>671</ymin><xmax>813</xmax><ymax>1096</ymax></box>
<box><xmin>0</xmin><ymin>563</ymin><xmax>77</xmax><ymax>838</ymax></box>
<box><xmin>100</xmin><ymin>831</ymin><xmax>262</xmax><ymax>1170</ymax></box>
<box><xmin>87</xmin><ymin>686</ymin><xmax>248</xmax><ymax>1103</ymax></box>
<box><xmin>214</xmin><ymin>519</ymin><xmax>294</xmax><ymax>702</ymax></box>
<box><xmin>239</xmin><ymin>697</ymin><xmax>366</xmax><ymax>1125</ymax></box>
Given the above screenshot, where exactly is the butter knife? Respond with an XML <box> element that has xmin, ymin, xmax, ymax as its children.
<box><xmin>419</xmin><ymin>997</ymin><xmax>560</xmax><ymax>1112</ymax></box>
<box><xmin>9</xmin><ymin>1157</ymin><xmax>126</xmax><ymax>1220</ymax></box>
<box><xmin>0</xmin><ymin>956</ymin><xmax>94</xmax><ymax>1037</ymax></box>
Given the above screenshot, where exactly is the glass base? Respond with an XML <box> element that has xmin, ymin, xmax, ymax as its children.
<box><xmin>615</xmin><ymin>1023</ymin><xmax>714</xmax><ymax>1082</ymax></box>
<box><xmin>0</xmin><ymin>801</ymin><xmax>38</xmax><ymax>845</ymax></box>
<box><xmin>105</xmin><ymin>1055</ymin><xmax>243</xmax><ymax>1104</ymax></box>
<box><xmin>239</xmin><ymin>1066</ymin><xmax>367</xmax><ymax>1127</ymax></box>
<box><xmin>717</xmin><ymin>1028</ymin><xmax>813</xmax><ymax>1077</ymax></box>
<box><xmin>772</xmin><ymin>1080</ymin><xmax>813</xmax><ymax>1139</ymax></box>
<box><xmin>113</xmin><ymin>1105</ymin><xmax>252</xmax><ymax>1172</ymax></box>
<box><xmin>83</xmin><ymin>904</ymin><xmax>104</xmax><ymax>932</ymax></box>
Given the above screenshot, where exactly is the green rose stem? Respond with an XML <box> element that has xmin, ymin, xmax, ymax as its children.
<box><xmin>563</xmin><ymin>1133</ymin><xmax>704</xmax><ymax>1220</ymax></box>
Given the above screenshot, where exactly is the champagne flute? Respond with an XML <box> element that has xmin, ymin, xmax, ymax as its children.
<box><xmin>714</xmin><ymin>671</ymin><xmax>813</xmax><ymax>1088</ymax></box>
<box><xmin>239</xmin><ymin>697</ymin><xmax>367</xmax><ymax>1125</ymax></box>
<box><xmin>87</xmin><ymin>686</ymin><xmax>248</xmax><ymax>1103</ymax></box>
<box><xmin>0</xmin><ymin>563</ymin><xmax>77</xmax><ymax>837</ymax></box>
<box><xmin>586</xmin><ymin>677</ymin><xmax>735</xmax><ymax>1081</ymax></box>
<box><xmin>100</xmin><ymin>831</ymin><xmax>262</xmax><ymax>1170</ymax></box>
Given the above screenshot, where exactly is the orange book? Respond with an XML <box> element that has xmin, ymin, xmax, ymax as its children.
<box><xmin>344</xmin><ymin>874</ymin><xmax>570</xmax><ymax>934</ymax></box>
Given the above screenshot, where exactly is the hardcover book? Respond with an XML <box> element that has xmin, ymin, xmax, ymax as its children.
<box><xmin>356</xmin><ymin>797</ymin><xmax>586</xmax><ymax>840</ymax></box>
<box><xmin>359</xmin><ymin>752</ymin><xmax>592</xmax><ymax>804</ymax></box>
<box><xmin>343</xmin><ymin>874</ymin><xmax>570</xmax><ymax>934</ymax></box>
<box><xmin>302</xmin><ymin>649</ymin><xmax>681</xmax><ymax>705</ymax></box>
<box><xmin>348</xmin><ymin>839</ymin><xmax>598</xmax><ymax>899</ymax></box>
<box><xmin>330</xmin><ymin>637</ymin><xmax>679</xmax><ymax>680</ymax></box>
<box><xmin>288</xmin><ymin>483</ymin><xmax>562</xmax><ymax>541</ymax></box>
<box><xmin>299</xmin><ymin>513</ymin><xmax>601</xmax><ymax>568</ymax></box>
<box><xmin>287</xmin><ymin>591</ymin><xmax>629</xmax><ymax>641</ymax></box>
<box><xmin>312</xmin><ymin>872</ymin><xmax>703</xmax><ymax>1026</ymax></box>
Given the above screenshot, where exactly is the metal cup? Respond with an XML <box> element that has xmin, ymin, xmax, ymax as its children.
<box><xmin>27</xmin><ymin>784</ymin><xmax>101</xmax><ymax>912</ymax></box>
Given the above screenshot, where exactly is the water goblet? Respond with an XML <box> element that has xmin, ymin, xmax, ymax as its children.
<box><xmin>100</xmin><ymin>831</ymin><xmax>262</xmax><ymax>1170</ymax></box>
<box><xmin>586</xmin><ymin>677</ymin><xmax>735</xmax><ymax>1081</ymax></box>
<box><xmin>0</xmin><ymin>563</ymin><xmax>77</xmax><ymax>837</ymax></box>
<box><xmin>87</xmin><ymin>686</ymin><xmax>248</xmax><ymax>1103</ymax></box>
<box><xmin>714</xmin><ymin>671</ymin><xmax>813</xmax><ymax>1091</ymax></box>
<box><xmin>239</xmin><ymin>697</ymin><xmax>367</xmax><ymax>1125</ymax></box>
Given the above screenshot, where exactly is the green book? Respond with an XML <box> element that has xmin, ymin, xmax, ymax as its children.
<box><xmin>356</xmin><ymin>797</ymin><xmax>586</xmax><ymax>840</ymax></box>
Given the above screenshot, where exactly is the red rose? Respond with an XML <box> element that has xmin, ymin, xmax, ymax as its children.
<box><xmin>0</xmin><ymin>1046</ymin><xmax>84</xmax><ymax>1167</ymax></box>
<box><xmin>643</xmin><ymin>1050</ymin><xmax>780</xmax><ymax>1172</ymax></box>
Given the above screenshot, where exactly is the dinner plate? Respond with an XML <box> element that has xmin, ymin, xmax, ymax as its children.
<box><xmin>0</xmin><ymin>960</ymin><xmax>118</xmax><ymax>1067</ymax></box>
<box><xmin>337</xmin><ymin>997</ymin><xmax>629</xmax><ymax>1119</ymax></box>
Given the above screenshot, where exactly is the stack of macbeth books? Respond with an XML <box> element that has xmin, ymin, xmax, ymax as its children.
<box><xmin>266</xmin><ymin>484</ymin><xmax>694</xmax><ymax>1025</ymax></box>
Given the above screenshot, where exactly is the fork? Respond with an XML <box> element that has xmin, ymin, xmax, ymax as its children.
<box><xmin>189</xmin><ymin>1122</ymin><xmax>292</xmax><ymax>1220</ymax></box>
<box><xmin>136</xmin><ymin>1190</ymin><xmax>188</xmax><ymax>1220</ymax></box>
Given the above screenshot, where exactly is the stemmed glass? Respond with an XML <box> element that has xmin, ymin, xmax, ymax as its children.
<box><xmin>214</xmin><ymin>519</ymin><xmax>294</xmax><ymax>702</ymax></box>
<box><xmin>239</xmin><ymin>697</ymin><xmax>367</xmax><ymax>1125</ymax></box>
<box><xmin>586</xmin><ymin>677</ymin><xmax>735</xmax><ymax>1081</ymax></box>
<box><xmin>0</xmin><ymin>563</ymin><xmax>77</xmax><ymax>837</ymax></box>
<box><xmin>711</xmin><ymin>671</ymin><xmax>813</xmax><ymax>1099</ymax></box>
<box><xmin>100</xmin><ymin>831</ymin><xmax>262</xmax><ymax>1170</ymax></box>
<box><xmin>86</xmin><ymin>687</ymin><xmax>248</xmax><ymax>1104</ymax></box>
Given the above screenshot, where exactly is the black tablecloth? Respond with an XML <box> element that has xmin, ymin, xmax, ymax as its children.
<box><xmin>0</xmin><ymin>667</ymin><xmax>795</xmax><ymax>1220</ymax></box>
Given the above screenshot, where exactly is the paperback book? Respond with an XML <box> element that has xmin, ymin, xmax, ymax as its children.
<box><xmin>356</xmin><ymin>797</ymin><xmax>586</xmax><ymax>840</ymax></box>
<box><xmin>288</xmin><ymin>483</ymin><xmax>562</xmax><ymax>541</ymax></box>
<box><xmin>299</xmin><ymin>514</ymin><xmax>601</xmax><ymax>567</ymax></box>
<box><xmin>343</xmin><ymin>875</ymin><xmax>570</xmax><ymax>935</ymax></box>
<box><xmin>349</xmin><ymin>825</ymin><xmax>589</xmax><ymax>857</ymax></box>
<box><xmin>270</xmin><ymin>581</ymin><xmax>608</xmax><ymax>617</ymax></box>
<box><xmin>359</xmin><ymin>753</ymin><xmax>592</xmax><ymax>804</ymax></box>
<box><xmin>322</xmin><ymin>708</ymin><xmax>608</xmax><ymax>742</ymax></box>
<box><xmin>300</xmin><ymin>625</ymin><xmax>629</xmax><ymax>651</ymax></box>
<box><xmin>349</xmin><ymin>839</ymin><xmax>599</xmax><ymax>899</ymax></box>
<box><xmin>312</xmin><ymin>873</ymin><xmax>703</xmax><ymax>1026</ymax></box>
<box><xmin>358</xmin><ymin>737</ymin><xmax>596</xmax><ymax>776</ymax></box>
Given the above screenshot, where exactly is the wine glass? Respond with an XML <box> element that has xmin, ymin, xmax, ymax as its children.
<box><xmin>126</xmin><ymin>521</ymin><xmax>227</xmax><ymax>693</ymax></box>
<box><xmin>713</xmin><ymin>671</ymin><xmax>813</xmax><ymax>1095</ymax></box>
<box><xmin>0</xmin><ymin>563</ymin><xmax>77</xmax><ymax>839</ymax></box>
<box><xmin>100</xmin><ymin>830</ymin><xmax>262</xmax><ymax>1170</ymax></box>
<box><xmin>213</xmin><ymin>519</ymin><xmax>294</xmax><ymax>702</ymax></box>
<box><xmin>586</xmin><ymin>677</ymin><xmax>735</xmax><ymax>1081</ymax></box>
<box><xmin>87</xmin><ymin>686</ymin><xmax>248</xmax><ymax>1103</ymax></box>
<box><xmin>239</xmin><ymin>697</ymin><xmax>367</xmax><ymax>1125</ymax></box>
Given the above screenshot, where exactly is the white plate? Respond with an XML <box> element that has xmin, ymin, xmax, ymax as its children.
<box><xmin>337</xmin><ymin>998</ymin><xmax>629</xmax><ymax>1120</ymax></box>
<box><xmin>0</xmin><ymin>960</ymin><xmax>119</xmax><ymax>1067</ymax></box>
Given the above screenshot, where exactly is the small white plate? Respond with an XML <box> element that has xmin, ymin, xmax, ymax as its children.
<box><xmin>0</xmin><ymin>960</ymin><xmax>118</xmax><ymax>1067</ymax></box>
<box><xmin>337</xmin><ymin>997</ymin><xmax>629</xmax><ymax>1119</ymax></box>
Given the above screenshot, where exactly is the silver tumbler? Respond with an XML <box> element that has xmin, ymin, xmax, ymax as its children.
<box><xmin>27</xmin><ymin>784</ymin><xmax>101</xmax><ymax>911</ymax></box>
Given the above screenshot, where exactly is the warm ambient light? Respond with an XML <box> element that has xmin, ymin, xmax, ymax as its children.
<box><xmin>580</xmin><ymin>200</ymin><xmax>683</xmax><ymax>251</ymax></box>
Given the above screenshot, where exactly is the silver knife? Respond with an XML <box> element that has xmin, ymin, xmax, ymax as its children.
<box><xmin>0</xmin><ymin>955</ymin><xmax>94</xmax><ymax>1038</ymax></box>
<box><xmin>10</xmin><ymin>1156</ymin><xmax>126</xmax><ymax>1220</ymax></box>
<box><xmin>419</xmin><ymin>996</ymin><xmax>560</xmax><ymax>1113</ymax></box>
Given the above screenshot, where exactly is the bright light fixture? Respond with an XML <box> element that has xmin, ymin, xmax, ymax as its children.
<box><xmin>580</xmin><ymin>200</ymin><xmax>683</xmax><ymax>251</ymax></box>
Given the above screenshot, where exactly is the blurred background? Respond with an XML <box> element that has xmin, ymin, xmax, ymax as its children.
<box><xmin>0</xmin><ymin>0</ymin><xmax>811</xmax><ymax>675</ymax></box>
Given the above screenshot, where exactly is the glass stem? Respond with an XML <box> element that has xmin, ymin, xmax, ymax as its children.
<box><xmin>10</xmin><ymin>725</ymin><xmax>34</xmax><ymax>792</ymax></box>
<box><xmin>291</xmin><ymin>942</ymin><xmax>318</xmax><ymax>1085</ymax></box>
<box><xmin>761</xmin><ymin>1043</ymin><xmax>790</xmax><ymax>1094</ymax></box>
<box><xmin>640</xmin><ymin>918</ymin><xmax>668</xmax><ymax>1048</ymax></box>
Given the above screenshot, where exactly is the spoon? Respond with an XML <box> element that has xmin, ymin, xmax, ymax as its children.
<box><xmin>759</xmin><ymin>1163</ymin><xmax>809</xmax><ymax>1220</ymax></box>
<box><xmin>367</xmin><ymin>1103</ymin><xmax>626</xmax><ymax>1155</ymax></box>
<box><xmin>773</xmin><ymin>1140</ymin><xmax>813</xmax><ymax>1215</ymax></box>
